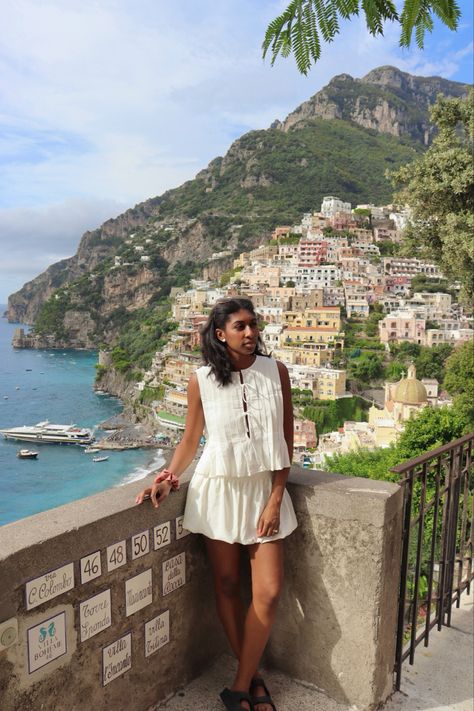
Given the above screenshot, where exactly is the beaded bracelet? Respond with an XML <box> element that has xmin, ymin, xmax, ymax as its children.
<box><xmin>154</xmin><ymin>468</ymin><xmax>180</xmax><ymax>491</ymax></box>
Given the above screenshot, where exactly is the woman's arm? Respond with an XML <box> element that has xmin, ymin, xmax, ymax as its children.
<box><xmin>135</xmin><ymin>373</ymin><xmax>204</xmax><ymax>507</ymax></box>
<box><xmin>257</xmin><ymin>360</ymin><xmax>294</xmax><ymax>536</ymax></box>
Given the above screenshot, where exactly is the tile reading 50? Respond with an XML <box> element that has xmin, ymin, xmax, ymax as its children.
<box><xmin>131</xmin><ymin>530</ymin><xmax>150</xmax><ymax>560</ymax></box>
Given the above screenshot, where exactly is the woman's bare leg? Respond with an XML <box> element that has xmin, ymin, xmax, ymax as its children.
<box><xmin>205</xmin><ymin>537</ymin><xmax>245</xmax><ymax>659</ymax></box>
<box><xmin>232</xmin><ymin>540</ymin><xmax>284</xmax><ymax>710</ymax></box>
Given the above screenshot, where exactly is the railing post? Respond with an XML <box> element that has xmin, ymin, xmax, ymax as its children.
<box><xmin>424</xmin><ymin>455</ymin><xmax>441</xmax><ymax>647</ymax></box>
<box><xmin>445</xmin><ymin>444</ymin><xmax>462</xmax><ymax>627</ymax></box>
<box><xmin>395</xmin><ymin>469</ymin><xmax>413</xmax><ymax>691</ymax></box>
<box><xmin>409</xmin><ymin>463</ymin><xmax>427</xmax><ymax>664</ymax></box>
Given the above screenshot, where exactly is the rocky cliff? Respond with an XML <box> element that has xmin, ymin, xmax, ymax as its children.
<box><xmin>278</xmin><ymin>66</ymin><xmax>468</xmax><ymax>144</ymax></box>
<box><xmin>7</xmin><ymin>66</ymin><xmax>470</xmax><ymax>350</ymax></box>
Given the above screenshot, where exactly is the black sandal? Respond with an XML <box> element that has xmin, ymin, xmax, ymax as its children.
<box><xmin>220</xmin><ymin>687</ymin><xmax>254</xmax><ymax>710</ymax></box>
<box><xmin>249</xmin><ymin>677</ymin><xmax>277</xmax><ymax>711</ymax></box>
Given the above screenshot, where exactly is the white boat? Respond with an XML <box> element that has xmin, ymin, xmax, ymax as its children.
<box><xmin>84</xmin><ymin>447</ymin><xmax>100</xmax><ymax>453</ymax></box>
<box><xmin>92</xmin><ymin>456</ymin><xmax>108</xmax><ymax>462</ymax></box>
<box><xmin>0</xmin><ymin>421</ymin><xmax>95</xmax><ymax>445</ymax></box>
<box><xmin>17</xmin><ymin>449</ymin><xmax>39</xmax><ymax>459</ymax></box>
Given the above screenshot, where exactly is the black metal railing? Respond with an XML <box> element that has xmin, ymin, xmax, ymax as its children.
<box><xmin>391</xmin><ymin>432</ymin><xmax>474</xmax><ymax>690</ymax></box>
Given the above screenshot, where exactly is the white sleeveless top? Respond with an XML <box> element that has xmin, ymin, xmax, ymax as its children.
<box><xmin>194</xmin><ymin>355</ymin><xmax>290</xmax><ymax>479</ymax></box>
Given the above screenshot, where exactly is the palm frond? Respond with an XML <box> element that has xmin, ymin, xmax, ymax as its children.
<box><xmin>400</xmin><ymin>0</ymin><xmax>424</xmax><ymax>46</ymax></box>
<box><xmin>262</xmin><ymin>0</ymin><xmax>461</xmax><ymax>72</ymax></box>
<box><xmin>431</xmin><ymin>0</ymin><xmax>460</xmax><ymax>28</ymax></box>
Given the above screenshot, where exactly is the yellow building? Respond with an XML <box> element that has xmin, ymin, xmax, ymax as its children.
<box><xmin>312</xmin><ymin>369</ymin><xmax>346</xmax><ymax>400</ymax></box>
<box><xmin>161</xmin><ymin>354</ymin><xmax>201</xmax><ymax>387</ymax></box>
<box><xmin>282</xmin><ymin>326</ymin><xmax>344</xmax><ymax>349</ymax></box>
<box><xmin>162</xmin><ymin>389</ymin><xmax>188</xmax><ymax>417</ymax></box>
<box><xmin>283</xmin><ymin>307</ymin><xmax>341</xmax><ymax>330</ymax></box>
<box><xmin>233</xmin><ymin>252</ymin><xmax>250</xmax><ymax>269</ymax></box>
<box><xmin>272</xmin><ymin>346</ymin><xmax>333</xmax><ymax>367</ymax></box>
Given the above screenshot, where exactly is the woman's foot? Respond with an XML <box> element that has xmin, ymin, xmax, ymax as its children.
<box><xmin>250</xmin><ymin>677</ymin><xmax>276</xmax><ymax>711</ymax></box>
<box><xmin>220</xmin><ymin>687</ymin><xmax>253</xmax><ymax>710</ymax></box>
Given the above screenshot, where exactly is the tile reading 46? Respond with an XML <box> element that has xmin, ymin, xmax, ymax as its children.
<box><xmin>80</xmin><ymin>551</ymin><xmax>102</xmax><ymax>584</ymax></box>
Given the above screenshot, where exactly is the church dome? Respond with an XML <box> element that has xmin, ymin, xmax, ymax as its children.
<box><xmin>393</xmin><ymin>364</ymin><xmax>428</xmax><ymax>404</ymax></box>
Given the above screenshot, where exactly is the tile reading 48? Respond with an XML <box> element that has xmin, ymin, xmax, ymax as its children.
<box><xmin>107</xmin><ymin>541</ymin><xmax>127</xmax><ymax>572</ymax></box>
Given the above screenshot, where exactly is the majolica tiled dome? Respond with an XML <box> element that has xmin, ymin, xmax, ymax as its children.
<box><xmin>393</xmin><ymin>364</ymin><xmax>427</xmax><ymax>404</ymax></box>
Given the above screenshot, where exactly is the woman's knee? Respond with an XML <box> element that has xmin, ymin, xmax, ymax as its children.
<box><xmin>253</xmin><ymin>579</ymin><xmax>282</xmax><ymax>609</ymax></box>
<box><xmin>214</xmin><ymin>573</ymin><xmax>241</xmax><ymax>599</ymax></box>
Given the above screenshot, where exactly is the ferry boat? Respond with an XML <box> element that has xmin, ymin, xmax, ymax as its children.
<box><xmin>0</xmin><ymin>421</ymin><xmax>94</xmax><ymax>445</ymax></box>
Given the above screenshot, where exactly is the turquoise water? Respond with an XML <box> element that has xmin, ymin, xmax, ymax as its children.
<box><xmin>0</xmin><ymin>312</ymin><xmax>164</xmax><ymax>526</ymax></box>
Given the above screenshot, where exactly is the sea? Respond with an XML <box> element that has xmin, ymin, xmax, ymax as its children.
<box><xmin>0</xmin><ymin>310</ymin><xmax>164</xmax><ymax>526</ymax></box>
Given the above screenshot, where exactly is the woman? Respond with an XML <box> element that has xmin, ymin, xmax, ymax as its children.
<box><xmin>136</xmin><ymin>297</ymin><xmax>297</xmax><ymax>711</ymax></box>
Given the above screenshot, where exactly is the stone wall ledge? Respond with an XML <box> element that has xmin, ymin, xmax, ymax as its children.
<box><xmin>0</xmin><ymin>465</ymin><xmax>403</xmax><ymax>711</ymax></box>
<box><xmin>0</xmin><ymin>466</ymin><xmax>399</xmax><ymax>560</ymax></box>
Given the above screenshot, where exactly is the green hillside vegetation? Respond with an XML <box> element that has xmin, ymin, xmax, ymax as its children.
<box><xmin>156</xmin><ymin>119</ymin><xmax>422</xmax><ymax>232</ymax></box>
<box><xmin>32</xmin><ymin>115</ymin><xmax>422</xmax><ymax>365</ymax></box>
<box><xmin>292</xmin><ymin>389</ymin><xmax>370</xmax><ymax>435</ymax></box>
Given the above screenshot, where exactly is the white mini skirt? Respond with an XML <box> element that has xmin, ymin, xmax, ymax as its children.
<box><xmin>182</xmin><ymin>470</ymin><xmax>298</xmax><ymax>545</ymax></box>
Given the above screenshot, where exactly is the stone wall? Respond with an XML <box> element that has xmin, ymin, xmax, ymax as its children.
<box><xmin>0</xmin><ymin>467</ymin><xmax>403</xmax><ymax>711</ymax></box>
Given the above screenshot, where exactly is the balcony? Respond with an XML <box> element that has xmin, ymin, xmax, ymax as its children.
<box><xmin>0</xmin><ymin>439</ymin><xmax>471</xmax><ymax>711</ymax></box>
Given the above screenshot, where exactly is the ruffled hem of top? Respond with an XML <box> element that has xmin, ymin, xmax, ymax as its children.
<box><xmin>194</xmin><ymin>439</ymin><xmax>290</xmax><ymax>479</ymax></box>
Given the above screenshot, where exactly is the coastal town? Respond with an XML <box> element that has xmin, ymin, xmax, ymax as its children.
<box><xmin>115</xmin><ymin>195</ymin><xmax>473</xmax><ymax>467</ymax></box>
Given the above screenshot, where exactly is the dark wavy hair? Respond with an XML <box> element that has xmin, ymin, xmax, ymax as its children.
<box><xmin>200</xmin><ymin>297</ymin><xmax>267</xmax><ymax>386</ymax></box>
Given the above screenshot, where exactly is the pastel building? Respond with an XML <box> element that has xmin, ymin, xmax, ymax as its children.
<box><xmin>423</xmin><ymin>328</ymin><xmax>473</xmax><ymax>347</ymax></box>
<box><xmin>161</xmin><ymin>354</ymin><xmax>201</xmax><ymax>388</ymax></box>
<box><xmin>272</xmin><ymin>346</ymin><xmax>333</xmax><ymax>367</ymax></box>
<box><xmin>286</xmin><ymin>364</ymin><xmax>347</xmax><ymax>400</ymax></box>
<box><xmin>294</xmin><ymin>419</ymin><xmax>317</xmax><ymax>449</ymax></box>
<box><xmin>282</xmin><ymin>325</ymin><xmax>344</xmax><ymax>349</ymax></box>
<box><xmin>294</xmin><ymin>265</ymin><xmax>342</xmax><ymax>288</ymax></box>
<box><xmin>241</xmin><ymin>265</ymin><xmax>281</xmax><ymax>288</ymax></box>
<box><xmin>321</xmin><ymin>196</ymin><xmax>352</xmax><ymax>217</ymax></box>
<box><xmin>378</xmin><ymin>310</ymin><xmax>426</xmax><ymax>345</ymax></box>
<box><xmin>297</xmin><ymin>239</ymin><xmax>328</xmax><ymax>266</ymax></box>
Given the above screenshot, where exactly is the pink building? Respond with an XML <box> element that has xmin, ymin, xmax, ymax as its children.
<box><xmin>328</xmin><ymin>212</ymin><xmax>356</xmax><ymax>230</ymax></box>
<box><xmin>298</xmin><ymin>239</ymin><xmax>328</xmax><ymax>266</ymax></box>
<box><xmin>294</xmin><ymin>419</ymin><xmax>317</xmax><ymax>449</ymax></box>
<box><xmin>379</xmin><ymin>310</ymin><xmax>426</xmax><ymax>345</ymax></box>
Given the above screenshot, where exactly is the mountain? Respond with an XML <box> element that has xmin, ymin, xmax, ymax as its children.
<box><xmin>277</xmin><ymin>65</ymin><xmax>467</xmax><ymax>143</ymax></box>
<box><xmin>6</xmin><ymin>66</ymin><xmax>470</xmax><ymax>352</ymax></box>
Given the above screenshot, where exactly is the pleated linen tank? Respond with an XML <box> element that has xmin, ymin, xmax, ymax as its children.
<box><xmin>183</xmin><ymin>354</ymin><xmax>298</xmax><ymax>544</ymax></box>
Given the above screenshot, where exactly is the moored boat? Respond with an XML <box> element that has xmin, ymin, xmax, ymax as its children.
<box><xmin>17</xmin><ymin>449</ymin><xmax>39</xmax><ymax>459</ymax></box>
<box><xmin>92</xmin><ymin>456</ymin><xmax>108</xmax><ymax>462</ymax></box>
<box><xmin>0</xmin><ymin>421</ymin><xmax>95</xmax><ymax>445</ymax></box>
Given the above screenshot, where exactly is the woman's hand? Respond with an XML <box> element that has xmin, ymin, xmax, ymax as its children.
<box><xmin>257</xmin><ymin>500</ymin><xmax>281</xmax><ymax>538</ymax></box>
<box><xmin>135</xmin><ymin>481</ymin><xmax>172</xmax><ymax>508</ymax></box>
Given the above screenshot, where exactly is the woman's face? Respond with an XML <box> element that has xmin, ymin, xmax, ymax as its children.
<box><xmin>216</xmin><ymin>309</ymin><xmax>259</xmax><ymax>357</ymax></box>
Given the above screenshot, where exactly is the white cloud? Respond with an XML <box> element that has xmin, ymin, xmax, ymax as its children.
<box><xmin>0</xmin><ymin>198</ymin><xmax>126</xmax><ymax>301</ymax></box>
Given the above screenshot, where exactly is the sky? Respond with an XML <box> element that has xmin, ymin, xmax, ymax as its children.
<box><xmin>0</xmin><ymin>0</ymin><xmax>472</xmax><ymax>303</ymax></box>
